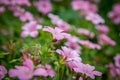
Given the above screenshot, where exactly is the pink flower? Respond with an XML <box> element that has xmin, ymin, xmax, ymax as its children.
<box><xmin>48</xmin><ymin>13</ymin><xmax>62</xmax><ymax>25</ymax></box>
<box><xmin>98</xmin><ymin>34</ymin><xmax>116</xmax><ymax>46</ymax></box>
<box><xmin>96</xmin><ymin>25</ymin><xmax>109</xmax><ymax>34</ymax></box>
<box><xmin>20</xmin><ymin>11</ymin><xmax>34</xmax><ymax>22</ymax></box>
<box><xmin>48</xmin><ymin>13</ymin><xmax>71</xmax><ymax>32</ymax></box>
<box><xmin>107</xmin><ymin>63</ymin><xmax>117</xmax><ymax>77</ymax></box>
<box><xmin>79</xmin><ymin>40</ymin><xmax>101</xmax><ymax>50</ymax></box>
<box><xmin>65</xmin><ymin>36</ymin><xmax>81</xmax><ymax>53</ymax></box>
<box><xmin>34</xmin><ymin>64</ymin><xmax>56</xmax><ymax>77</ymax></box>
<box><xmin>34</xmin><ymin>68</ymin><xmax>48</xmax><ymax>77</ymax></box>
<box><xmin>0</xmin><ymin>65</ymin><xmax>7</xmax><ymax>79</ymax></box>
<box><xmin>0</xmin><ymin>6</ymin><xmax>5</xmax><ymax>14</ymax></box>
<box><xmin>9</xmin><ymin>66</ymin><xmax>33</xmax><ymax>80</ymax></box>
<box><xmin>74</xmin><ymin>63</ymin><xmax>102</xmax><ymax>79</ymax></box>
<box><xmin>57</xmin><ymin>22</ymin><xmax>71</xmax><ymax>32</ymax></box>
<box><xmin>9</xmin><ymin>59</ymin><xmax>55</xmax><ymax>79</ymax></box>
<box><xmin>113</xmin><ymin>4</ymin><xmax>120</xmax><ymax>14</ymax></box>
<box><xmin>21</xmin><ymin>21</ymin><xmax>42</xmax><ymax>38</ymax></box>
<box><xmin>9</xmin><ymin>59</ymin><xmax>34</xmax><ymax>80</ymax></box>
<box><xmin>34</xmin><ymin>0</ymin><xmax>52</xmax><ymax>15</ymax></box>
<box><xmin>86</xmin><ymin>13</ymin><xmax>104</xmax><ymax>24</ymax></box>
<box><xmin>77</xmin><ymin>28</ymin><xmax>94</xmax><ymax>38</ymax></box>
<box><xmin>116</xmin><ymin>68</ymin><xmax>120</xmax><ymax>75</ymax></box>
<box><xmin>71</xmin><ymin>1</ymin><xmax>98</xmax><ymax>14</ymax></box>
<box><xmin>79</xmin><ymin>77</ymin><xmax>83</xmax><ymax>80</ymax></box>
<box><xmin>45</xmin><ymin>64</ymin><xmax>56</xmax><ymax>77</ymax></box>
<box><xmin>71</xmin><ymin>1</ymin><xmax>89</xmax><ymax>11</ymax></box>
<box><xmin>43</xmin><ymin>27</ymin><xmax>70</xmax><ymax>40</ymax></box>
<box><xmin>11</xmin><ymin>0</ymin><xmax>31</xmax><ymax>6</ymax></box>
<box><xmin>108</xmin><ymin>4</ymin><xmax>120</xmax><ymax>24</ymax></box>
<box><xmin>114</xmin><ymin>54</ymin><xmax>120</xmax><ymax>68</ymax></box>
<box><xmin>56</xmin><ymin>46</ymin><xmax>82</xmax><ymax>62</ymax></box>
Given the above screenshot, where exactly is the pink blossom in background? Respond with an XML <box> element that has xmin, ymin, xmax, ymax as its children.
<box><xmin>0</xmin><ymin>0</ymin><xmax>10</xmax><ymax>5</ymax></box>
<box><xmin>12</xmin><ymin>7</ymin><xmax>25</xmax><ymax>17</ymax></box>
<box><xmin>71</xmin><ymin>0</ymin><xmax>98</xmax><ymax>14</ymax></box>
<box><xmin>11</xmin><ymin>0</ymin><xmax>31</xmax><ymax>6</ymax></box>
<box><xmin>96</xmin><ymin>25</ymin><xmax>109</xmax><ymax>34</ymax></box>
<box><xmin>114</xmin><ymin>54</ymin><xmax>120</xmax><ymax>68</ymax></box>
<box><xmin>116</xmin><ymin>68</ymin><xmax>120</xmax><ymax>75</ymax></box>
<box><xmin>98</xmin><ymin>34</ymin><xmax>116</xmax><ymax>46</ymax></box>
<box><xmin>0</xmin><ymin>65</ymin><xmax>7</xmax><ymax>79</ymax></box>
<box><xmin>108</xmin><ymin>4</ymin><xmax>120</xmax><ymax>24</ymax></box>
<box><xmin>107</xmin><ymin>63</ymin><xmax>117</xmax><ymax>78</ymax></box>
<box><xmin>56</xmin><ymin>46</ymin><xmax>82</xmax><ymax>62</ymax></box>
<box><xmin>48</xmin><ymin>13</ymin><xmax>63</xmax><ymax>25</ymax></box>
<box><xmin>34</xmin><ymin>0</ymin><xmax>52</xmax><ymax>15</ymax></box>
<box><xmin>65</xmin><ymin>36</ymin><xmax>81</xmax><ymax>53</ymax></box>
<box><xmin>85</xmin><ymin>0</ymin><xmax>101</xmax><ymax>3</ymax></box>
<box><xmin>71</xmin><ymin>0</ymin><xmax>86</xmax><ymax>10</ymax></box>
<box><xmin>113</xmin><ymin>4</ymin><xmax>120</xmax><ymax>14</ymax></box>
<box><xmin>19</xmin><ymin>11</ymin><xmax>34</xmax><ymax>22</ymax></box>
<box><xmin>21</xmin><ymin>21</ymin><xmax>42</xmax><ymax>38</ymax></box>
<box><xmin>79</xmin><ymin>40</ymin><xmax>101</xmax><ymax>50</ymax></box>
<box><xmin>86</xmin><ymin>13</ymin><xmax>104</xmax><ymax>24</ymax></box>
<box><xmin>48</xmin><ymin>13</ymin><xmax>71</xmax><ymax>32</ymax></box>
<box><xmin>10</xmin><ymin>6</ymin><xmax>34</xmax><ymax>22</ymax></box>
<box><xmin>43</xmin><ymin>27</ymin><xmax>70</xmax><ymax>40</ymax></box>
<box><xmin>57</xmin><ymin>22</ymin><xmax>71</xmax><ymax>32</ymax></box>
<box><xmin>77</xmin><ymin>28</ymin><xmax>95</xmax><ymax>38</ymax></box>
<box><xmin>0</xmin><ymin>6</ymin><xmax>5</xmax><ymax>14</ymax></box>
<box><xmin>74</xmin><ymin>63</ymin><xmax>102</xmax><ymax>79</ymax></box>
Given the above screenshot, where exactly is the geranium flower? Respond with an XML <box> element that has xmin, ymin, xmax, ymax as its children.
<box><xmin>56</xmin><ymin>46</ymin><xmax>81</xmax><ymax>62</ymax></box>
<box><xmin>21</xmin><ymin>21</ymin><xmax>42</xmax><ymax>38</ymax></box>
<box><xmin>74</xmin><ymin>63</ymin><xmax>102</xmax><ymax>79</ymax></box>
<box><xmin>34</xmin><ymin>0</ymin><xmax>52</xmax><ymax>15</ymax></box>
<box><xmin>43</xmin><ymin>27</ymin><xmax>70</xmax><ymax>40</ymax></box>
<box><xmin>85</xmin><ymin>13</ymin><xmax>104</xmax><ymax>24</ymax></box>
<box><xmin>98</xmin><ymin>34</ymin><xmax>116</xmax><ymax>46</ymax></box>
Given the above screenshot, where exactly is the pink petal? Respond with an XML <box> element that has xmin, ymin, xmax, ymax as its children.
<box><xmin>34</xmin><ymin>68</ymin><xmax>48</xmax><ymax>77</ymax></box>
<box><xmin>30</xmin><ymin>31</ymin><xmax>38</xmax><ymax>37</ymax></box>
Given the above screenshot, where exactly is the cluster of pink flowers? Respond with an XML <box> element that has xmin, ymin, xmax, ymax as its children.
<box><xmin>108</xmin><ymin>4</ymin><xmax>120</xmax><ymax>24</ymax></box>
<box><xmin>34</xmin><ymin>0</ymin><xmax>52</xmax><ymax>15</ymax></box>
<box><xmin>43</xmin><ymin>27</ymin><xmax>70</xmax><ymax>41</ymax></box>
<box><xmin>74</xmin><ymin>63</ymin><xmax>102</xmax><ymax>79</ymax></box>
<box><xmin>71</xmin><ymin>0</ymin><xmax>104</xmax><ymax>25</ymax></box>
<box><xmin>48</xmin><ymin>13</ymin><xmax>71</xmax><ymax>32</ymax></box>
<box><xmin>11</xmin><ymin>7</ymin><xmax>34</xmax><ymax>22</ymax></box>
<box><xmin>21</xmin><ymin>21</ymin><xmax>42</xmax><ymax>38</ymax></box>
<box><xmin>0</xmin><ymin>65</ymin><xmax>7</xmax><ymax>79</ymax></box>
<box><xmin>56</xmin><ymin>46</ymin><xmax>102</xmax><ymax>79</ymax></box>
<box><xmin>107</xmin><ymin>54</ymin><xmax>120</xmax><ymax>80</ymax></box>
<box><xmin>9</xmin><ymin>59</ymin><xmax>56</xmax><ymax>80</ymax></box>
<box><xmin>95</xmin><ymin>24</ymin><xmax>116</xmax><ymax>46</ymax></box>
<box><xmin>0</xmin><ymin>0</ymin><xmax>34</xmax><ymax>22</ymax></box>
